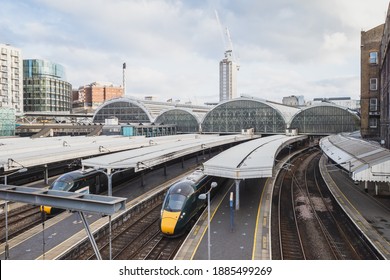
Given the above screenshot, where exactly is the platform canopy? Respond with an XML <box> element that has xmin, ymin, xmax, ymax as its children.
<box><xmin>203</xmin><ymin>134</ymin><xmax>308</xmax><ymax>179</ymax></box>
<box><xmin>320</xmin><ymin>134</ymin><xmax>390</xmax><ymax>182</ymax></box>
<box><xmin>0</xmin><ymin>134</ymin><xmax>209</xmax><ymax>172</ymax></box>
<box><xmin>81</xmin><ymin>134</ymin><xmax>255</xmax><ymax>171</ymax></box>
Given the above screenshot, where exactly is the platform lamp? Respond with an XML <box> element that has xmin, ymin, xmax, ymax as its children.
<box><xmin>198</xmin><ymin>181</ymin><xmax>217</xmax><ymax>260</ymax></box>
<box><xmin>1</xmin><ymin>167</ymin><xmax>28</xmax><ymax>260</ymax></box>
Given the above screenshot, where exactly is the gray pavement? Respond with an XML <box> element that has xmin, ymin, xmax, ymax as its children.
<box><xmin>191</xmin><ymin>178</ymin><xmax>265</xmax><ymax>260</ymax></box>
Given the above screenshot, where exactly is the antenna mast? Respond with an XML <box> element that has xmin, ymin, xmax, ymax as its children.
<box><xmin>122</xmin><ymin>62</ymin><xmax>126</xmax><ymax>96</ymax></box>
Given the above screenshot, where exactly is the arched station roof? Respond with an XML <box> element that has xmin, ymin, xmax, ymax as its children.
<box><xmin>93</xmin><ymin>98</ymin><xmax>154</xmax><ymax>124</ymax></box>
<box><xmin>93</xmin><ymin>97</ymin><xmax>210</xmax><ymax>124</ymax></box>
<box><xmin>155</xmin><ymin>108</ymin><xmax>204</xmax><ymax>133</ymax></box>
<box><xmin>201</xmin><ymin>97</ymin><xmax>299</xmax><ymax>134</ymax></box>
<box><xmin>289</xmin><ymin>103</ymin><xmax>360</xmax><ymax>135</ymax></box>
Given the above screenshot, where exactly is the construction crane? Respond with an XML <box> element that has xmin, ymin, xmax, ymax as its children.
<box><xmin>215</xmin><ymin>10</ymin><xmax>240</xmax><ymax>71</ymax></box>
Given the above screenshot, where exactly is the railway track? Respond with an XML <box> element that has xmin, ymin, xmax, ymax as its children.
<box><xmin>272</xmin><ymin>149</ymin><xmax>379</xmax><ymax>259</ymax></box>
<box><xmin>302</xmin><ymin>153</ymin><xmax>358</xmax><ymax>259</ymax></box>
<box><xmin>277</xmin><ymin>165</ymin><xmax>306</xmax><ymax>259</ymax></box>
<box><xmin>0</xmin><ymin>204</ymin><xmax>43</xmax><ymax>243</ymax></box>
<box><xmin>77</xmin><ymin>202</ymin><xmax>185</xmax><ymax>260</ymax></box>
<box><xmin>132</xmin><ymin>233</ymin><xmax>186</xmax><ymax>260</ymax></box>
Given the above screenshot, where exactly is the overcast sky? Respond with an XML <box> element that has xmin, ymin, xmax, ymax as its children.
<box><xmin>1</xmin><ymin>0</ymin><xmax>389</xmax><ymax>105</ymax></box>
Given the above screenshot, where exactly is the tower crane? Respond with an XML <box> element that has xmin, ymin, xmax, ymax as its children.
<box><xmin>215</xmin><ymin>10</ymin><xmax>240</xmax><ymax>71</ymax></box>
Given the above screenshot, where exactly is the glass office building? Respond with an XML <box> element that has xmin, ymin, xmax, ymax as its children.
<box><xmin>0</xmin><ymin>107</ymin><xmax>15</xmax><ymax>136</ymax></box>
<box><xmin>23</xmin><ymin>59</ymin><xmax>72</xmax><ymax>112</ymax></box>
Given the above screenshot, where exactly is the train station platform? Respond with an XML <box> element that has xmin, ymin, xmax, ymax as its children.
<box><xmin>319</xmin><ymin>133</ymin><xmax>390</xmax><ymax>259</ymax></box>
<box><xmin>176</xmin><ymin>135</ymin><xmax>390</xmax><ymax>259</ymax></box>
<box><xmin>175</xmin><ymin>135</ymin><xmax>309</xmax><ymax>260</ymax></box>
<box><xmin>175</xmin><ymin>150</ymin><xmax>297</xmax><ymax>260</ymax></box>
<box><xmin>319</xmin><ymin>154</ymin><xmax>390</xmax><ymax>259</ymax></box>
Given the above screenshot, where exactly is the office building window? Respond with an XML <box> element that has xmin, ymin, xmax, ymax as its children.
<box><xmin>369</xmin><ymin>52</ymin><xmax>378</xmax><ymax>64</ymax></box>
<box><xmin>370</xmin><ymin>78</ymin><xmax>378</xmax><ymax>91</ymax></box>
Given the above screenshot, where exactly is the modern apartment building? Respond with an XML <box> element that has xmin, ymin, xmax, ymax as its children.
<box><xmin>219</xmin><ymin>50</ymin><xmax>238</xmax><ymax>102</ymax></box>
<box><xmin>361</xmin><ymin>24</ymin><xmax>384</xmax><ymax>141</ymax></box>
<box><xmin>23</xmin><ymin>59</ymin><xmax>72</xmax><ymax>112</ymax></box>
<box><xmin>72</xmin><ymin>82</ymin><xmax>123</xmax><ymax>112</ymax></box>
<box><xmin>0</xmin><ymin>44</ymin><xmax>23</xmax><ymax>114</ymax></box>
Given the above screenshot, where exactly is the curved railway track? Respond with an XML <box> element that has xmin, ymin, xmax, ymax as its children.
<box><xmin>277</xmin><ymin>165</ymin><xmax>306</xmax><ymax>259</ymax></box>
<box><xmin>302</xmin><ymin>153</ymin><xmax>359</xmax><ymax>259</ymax></box>
<box><xmin>272</xmin><ymin>149</ymin><xmax>379</xmax><ymax>259</ymax></box>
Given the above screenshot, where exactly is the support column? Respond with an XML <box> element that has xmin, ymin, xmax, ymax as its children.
<box><xmin>235</xmin><ymin>179</ymin><xmax>240</xmax><ymax>210</ymax></box>
<box><xmin>375</xmin><ymin>183</ymin><xmax>378</xmax><ymax>196</ymax></box>
<box><xmin>365</xmin><ymin>181</ymin><xmax>368</xmax><ymax>193</ymax></box>
<box><xmin>78</xmin><ymin>211</ymin><xmax>102</xmax><ymax>260</ymax></box>
<box><xmin>44</xmin><ymin>165</ymin><xmax>49</xmax><ymax>185</ymax></box>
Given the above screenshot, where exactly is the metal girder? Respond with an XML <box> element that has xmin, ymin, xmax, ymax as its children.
<box><xmin>0</xmin><ymin>185</ymin><xmax>126</xmax><ymax>215</ymax></box>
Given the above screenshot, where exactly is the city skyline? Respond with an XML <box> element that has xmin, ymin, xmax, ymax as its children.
<box><xmin>1</xmin><ymin>0</ymin><xmax>389</xmax><ymax>105</ymax></box>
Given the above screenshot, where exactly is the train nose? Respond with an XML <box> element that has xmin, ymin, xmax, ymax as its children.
<box><xmin>40</xmin><ymin>205</ymin><xmax>52</xmax><ymax>215</ymax></box>
<box><xmin>160</xmin><ymin>210</ymin><xmax>180</xmax><ymax>235</ymax></box>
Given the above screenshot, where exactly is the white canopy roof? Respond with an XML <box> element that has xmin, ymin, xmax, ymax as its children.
<box><xmin>203</xmin><ymin>134</ymin><xmax>308</xmax><ymax>179</ymax></box>
<box><xmin>0</xmin><ymin>134</ymin><xmax>208</xmax><ymax>172</ymax></box>
<box><xmin>81</xmin><ymin>134</ymin><xmax>255</xmax><ymax>171</ymax></box>
<box><xmin>320</xmin><ymin>134</ymin><xmax>390</xmax><ymax>182</ymax></box>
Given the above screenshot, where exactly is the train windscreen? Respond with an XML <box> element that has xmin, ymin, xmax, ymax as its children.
<box><xmin>164</xmin><ymin>194</ymin><xmax>186</xmax><ymax>212</ymax></box>
<box><xmin>50</xmin><ymin>177</ymin><xmax>74</xmax><ymax>191</ymax></box>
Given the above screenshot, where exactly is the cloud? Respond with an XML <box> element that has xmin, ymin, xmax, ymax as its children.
<box><xmin>1</xmin><ymin>0</ymin><xmax>389</xmax><ymax>105</ymax></box>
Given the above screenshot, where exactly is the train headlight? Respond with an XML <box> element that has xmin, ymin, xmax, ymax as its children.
<box><xmin>180</xmin><ymin>212</ymin><xmax>186</xmax><ymax>219</ymax></box>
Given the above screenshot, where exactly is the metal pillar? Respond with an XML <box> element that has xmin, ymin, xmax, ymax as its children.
<box><xmin>4</xmin><ymin>175</ymin><xmax>9</xmax><ymax>259</ymax></box>
<box><xmin>4</xmin><ymin>201</ymin><xmax>9</xmax><ymax>260</ymax></box>
<box><xmin>106</xmin><ymin>168</ymin><xmax>112</xmax><ymax>260</ymax></box>
<box><xmin>207</xmin><ymin>191</ymin><xmax>211</xmax><ymax>260</ymax></box>
<box><xmin>44</xmin><ymin>165</ymin><xmax>49</xmax><ymax>185</ymax></box>
<box><xmin>229</xmin><ymin>192</ymin><xmax>234</xmax><ymax>232</ymax></box>
<box><xmin>235</xmin><ymin>179</ymin><xmax>240</xmax><ymax>210</ymax></box>
<box><xmin>78</xmin><ymin>212</ymin><xmax>102</xmax><ymax>260</ymax></box>
<box><xmin>365</xmin><ymin>181</ymin><xmax>368</xmax><ymax>193</ymax></box>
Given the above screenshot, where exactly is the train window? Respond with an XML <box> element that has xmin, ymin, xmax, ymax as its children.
<box><xmin>164</xmin><ymin>194</ymin><xmax>186</xmax><ymax>212</ymax></box>
<box><xmin>51</xmin><ymin>180</ymin><xmax>73</xmax><ymax>191</ymax></box>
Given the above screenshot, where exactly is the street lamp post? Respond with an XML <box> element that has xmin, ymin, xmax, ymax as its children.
<box><xmin>198</xmin><ymin>181</ymin><xmax>217</xmax><ymax>260</ymax></box>
<box><xmin>1</xmin><ymin>167</ymin><xmax>28</xmax><ymax>260</ymax></box>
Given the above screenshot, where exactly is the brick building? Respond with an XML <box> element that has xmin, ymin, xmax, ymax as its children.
<box><xmin>380</xmin><ymin>5</ymin><xmax>390</xmax><ymax>149</ymax></box>
<box><xmin>72</xmin><ymin>82</ymin><xmax>123</xmax><ymax>113</ymax></box>
<box><xmin>361</xmin><ymin>24</ymin><xmax>384</xmax><ymax>141</ymax></box>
